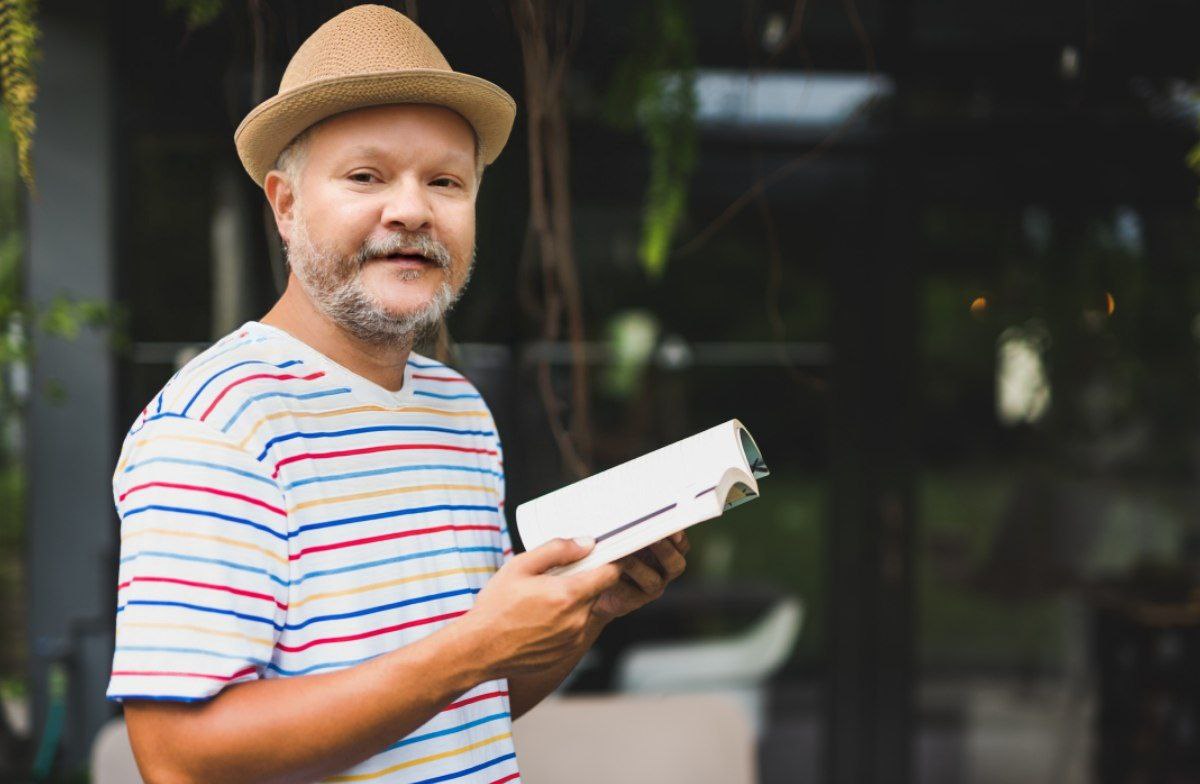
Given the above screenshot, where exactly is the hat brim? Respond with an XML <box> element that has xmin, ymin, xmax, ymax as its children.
<box><xmin>234</xmin><ymin>69</ymin><xmax>516</xmax><ymax>187</ymax></box>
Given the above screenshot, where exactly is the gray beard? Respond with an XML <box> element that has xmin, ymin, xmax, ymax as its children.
<box><xmin>285</xmin><ymin>212</ymin><xmax>472</xmax><ymax>349</ymax></box>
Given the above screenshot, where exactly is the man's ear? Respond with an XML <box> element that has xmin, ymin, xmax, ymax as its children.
<box><xmin>263</xmin><ymin>171</ymin><xmax>297</xmax><ymax>245</ymax></box>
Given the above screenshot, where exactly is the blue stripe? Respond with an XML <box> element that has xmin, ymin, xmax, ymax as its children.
<box><xmin>255</xmin><ymin>424</ymin><xmax>497</xmax><ymax>462</ymax></box>
<box><xmin>123</xmin><ymin>545</ymin><xmax>498</xmax><ymax>589</ymax></box>
<box><xmin>107</xmin><ymin>693</ymin><xmax>212</xmax><ymax>704</ymax></box>
<box><xmin>413</xmin><ymin>390</ymin><xmax>482</xmax><ymax>400</ymax></box>
<box><xmin>122</xmin><ymin>505</ymin><xmax>287</xmax><ymax>542</ymax></box>
<box><xmin>115</xmin><ymin>646</ymin><xmax>269</xmax><ymax>665</ymax></box>
<box><xmin>293</xmin><ymin>545</ymin><xmax>500</xmax><ymax>586</ymax></box>
<box><xmin>121</xmin><ymin>550</ymin><xmax>288</xmax><ymax>588</ymax></box>
<box><xmin>170</xmin><ymin>334</ymin><xmax>276</xmax><ymax>388</ymax></box>
<box><xmin>294</xmin><ymin>503</ymin><xmax>498</xmax><ymax>537</ymax></box>
<box><xmin>141</xmin><ymin>411</ymin><xmax>191</xmax><ymax>425</ymax></box>
<box><xmin>116</xmin><ymin>599</ymin><xmax>279</xmax><ymax>629</ymax></box>
<box><xmin>122</xmin><ymin>456</ymin><xmax>278</xmax><ymax>488</ymax></box>
<box><xmin>181</xmin><ymin>358</ymin><xmax>303</xmax><ymax>416</ymax></box>
<box><xmin>283</xmin><ymin>588</ymin><xmax>478</xmax><ymax>631</ymax></box>
<box><xmin>388</xmin><ymin>712</ymin><xmax>511</xmax><ymax>751</ymax></box>
<box><xmin>407</xmin><ymin>358</ymin><xmax>448</xmax><ymax>369</ymax></box>
<box><xmin>283</xmin><ymin>463</ymin><xmax>502</xmax><ymax>491</ymax></box>
<box><xmin>268</xmin><ymin>655</ymin><xmax>376</xmax><ymax>676</ymax></box>
<box><xmin>410</xmin><ymin>753</ymin><xmax>516</xmax><ymax>784</ymax></box>
<box><xmin>221</xmin><ymin>387</ymin><xmax>352</xmax><ymax>432</ymax></box>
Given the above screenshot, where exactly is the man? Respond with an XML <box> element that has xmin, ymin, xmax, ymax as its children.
<box><xmin>108</xmin><ymin>6</ymin><xmax>688</xmax><ymax>783</ymax></box>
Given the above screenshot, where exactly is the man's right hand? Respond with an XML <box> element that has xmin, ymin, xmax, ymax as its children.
<box><xmin>462</xmin><ymin>537</ymin><xmax>622</xmax><ymax>678</ymax></box>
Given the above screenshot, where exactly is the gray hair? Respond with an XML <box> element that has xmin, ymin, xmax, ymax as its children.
<box><xmin>272</xmin><ymin>118</ymin><xmax>485</xmax><ymax>191</ymax></box>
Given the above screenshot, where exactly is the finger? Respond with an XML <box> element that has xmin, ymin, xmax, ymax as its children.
<box><xmin>513</xmin><ymin>537</ymin><xmax>594</xmax><ymax>574</ymax></box>
<box><xmin>569</xmin><ymin>561</ymin><xmax>623</xmax><ymax>598</ymax></box>
<box><xmin>649</xmin><ymin>539</ymin><xmax>687</xmax><ymax>579</ymax></box>
<box><xmin>618</xmin><ymin>554</ymin><xmax>666</xmax><ymax>595</ymax></box>
<box><xmin>671</xmin><ymin>531</ymin><xmax>691</xmax><ymax>554</ymax></box>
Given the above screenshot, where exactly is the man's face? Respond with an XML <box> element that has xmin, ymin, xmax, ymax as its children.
<box><xmin>273</xmin><ymin>104</ymin><xmax>479</xmax><ymax>345</ymax></box>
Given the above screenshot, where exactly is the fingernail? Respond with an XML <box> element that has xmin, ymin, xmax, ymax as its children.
<box><xmin>572</xmin><ymin>536</ymin><xmax>595</xmax><ymax>549</ymax></box>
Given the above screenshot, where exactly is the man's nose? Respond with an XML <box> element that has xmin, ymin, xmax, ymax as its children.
<box><xmin>380</xmin><ymin>176</ymin><xmax>433</xmax><ymax>232</ymax></box>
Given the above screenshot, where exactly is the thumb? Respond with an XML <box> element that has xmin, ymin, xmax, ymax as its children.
<box><xmin>515</xmin><ymin>537</ymin><xmax>595</xmax><ymax>574</ymax></box>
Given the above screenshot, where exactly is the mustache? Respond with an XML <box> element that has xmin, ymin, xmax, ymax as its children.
<box><xmin>352</xmin><ymin>232</ymin><xmax>452</xmax><ymax>268</ymax></box>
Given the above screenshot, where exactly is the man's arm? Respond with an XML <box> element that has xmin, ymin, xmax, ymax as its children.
<box><xmin>125</xmin><ymin>538</ymin><xmax>621</xmax><ymax>784</ymax></box>
<box><xmin>125</xmin><ymin>618</ymin><xmax>489</xmax><ymax>784</ymax></box>
<box><xmin>507</xmin><ymin>533</ymin><xmax>690</xmax><ymax>720</ymax></box>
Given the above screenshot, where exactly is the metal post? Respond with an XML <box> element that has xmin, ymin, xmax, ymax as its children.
<box><xmin>25</xmin><ymin>0</ymin><xmax>117</xmax><ymax>774</ymax></box>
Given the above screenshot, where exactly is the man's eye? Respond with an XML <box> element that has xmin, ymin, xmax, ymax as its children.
<box><xmin>349</xmin><ymin>172</ymin><xmax>377</xmax><ymax>184</ymax></box>
<box><xmin>431</xmin><ymin>177</ymin><xmax>460</xmax><ymax>188</ymax></box>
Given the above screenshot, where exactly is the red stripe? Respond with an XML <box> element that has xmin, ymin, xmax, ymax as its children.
<box><xmin>199</xmin><ymin>370</ymin><xmax>325</xmax><ymax>421</ymax></box>
<box><xmin>272</xmin><ymin>443</ymin><xmax>498</xmax><ymax>479</ymax></box>
<box><xmin>488</xmin><ymin>774</ymin><xmax>521</xmax><ymax>784</ymax></box>
<box><xmin>121</xmin><ymin>576</ymin><xmax>287</xmax><ymax>610</ymax></box>
<box><xmin>112</xmin><ymin>664</ymin><xmax>257</xmax><ymax>682</ymax></box>
<box><xmin>290</xmin><ymin>524</ymin><xmax>500</xmax><ymax>561</ymax></box>
<box><xmin>275</xmin><ymin>610</ymin><xmax>465</xmax><ymax>653</ymax></box>
<box><xmin>443</xmin><ymin>689</ymin><xmax>509</xmax><ymax>713</ymax></box>
<box><xmin>412</xmin><ymin>373</ymin><xmax>469</xmax><ymax>383</ymax></box>
<box><xmin>118</xmin><ymin>481</ymin><xmax>286</xmax><ymax>515</ymax></box>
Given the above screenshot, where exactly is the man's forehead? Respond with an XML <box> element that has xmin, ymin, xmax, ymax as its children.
<box><xmin>332</xmin><ymin>142</ymin><xmax>472</xmax><ymax>164</ymax></box>
<box><xmin>308</xmin><ymin>104</ymin><xmax>476</xmax><ymax>160</ymax></box>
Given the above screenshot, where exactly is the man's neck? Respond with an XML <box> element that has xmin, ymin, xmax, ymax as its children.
<box><xmin>260</xmin><ymin>275</ymin><xmax>411</xmax><ymax>393</ymax></box>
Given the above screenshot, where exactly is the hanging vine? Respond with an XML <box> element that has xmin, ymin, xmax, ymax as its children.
<box><xmin>510</xmin><ymin>0</ymin><xmax>593</xmax><ymax>479</ymax></box>
<box><xmin>0</xmin><ymin>0</ymin><xmax>37</xmax><ymax>191</ymax></box>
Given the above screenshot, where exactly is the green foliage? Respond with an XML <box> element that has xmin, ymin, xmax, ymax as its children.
<box><xmin>0</xmin><ymin>0</ymin><xmax>38</xmax><ymax>190</ymax></box>
<box><xmin>39</xmin><ymin>295</ymin><xmax>122</xmax><ymax>344</ymax></box>
<box><xmin>604</xmin><ymin>0</ymin><xmax>697</xmax><ymax>279</ymax></box>
<box><xmin>165</xmin><ymin>0</ymin><xmax>225</xmax><ymax>30</ymax></box>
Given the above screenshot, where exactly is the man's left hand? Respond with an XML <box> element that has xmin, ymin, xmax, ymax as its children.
<box><xmin>591</xmin><ymin>531</ymin><xmax>690</xmax><ymax>622</ymax></box>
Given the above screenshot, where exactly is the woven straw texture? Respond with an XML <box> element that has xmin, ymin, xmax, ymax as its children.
<box><xmin>234</xmin><ymin>4</ymin><xmax>516</xmax><ymax>186</ymax></box>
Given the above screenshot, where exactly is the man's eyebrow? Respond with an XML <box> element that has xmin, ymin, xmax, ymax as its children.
<box><xmin>335</xmin><ymin>145</ymin><xmax>388</xmax><ymax>163</ymax></box>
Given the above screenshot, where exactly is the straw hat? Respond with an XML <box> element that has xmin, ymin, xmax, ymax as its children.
<box><xmin>234</xmin><ymin>4</ymin><xmax>516</xmax><ymax>187</ymax></box>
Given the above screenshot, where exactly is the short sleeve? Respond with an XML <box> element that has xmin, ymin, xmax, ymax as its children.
<box><xmin>107</xmin><ymin>415</ymin><xmax>290</xmax><ymax>702</ymax></box>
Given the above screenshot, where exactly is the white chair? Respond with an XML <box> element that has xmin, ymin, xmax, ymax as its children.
<box><xmin>90</xmin><ymin>717</ymin><xmax>143</xmax><ymax>784</ymax></box>
<box><xmin>615</xmin><ymin>596</ymin><xmax>804</xmax><ymax>735</ymax></box>
<box><xmin>513</xmin><ymin>693</ymin><xmax>756</xmax><ymax>784</ymax></box>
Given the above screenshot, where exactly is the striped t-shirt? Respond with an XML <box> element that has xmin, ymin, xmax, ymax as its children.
<box><xmin>107</xmin><ymin>320</ymin><xmax>520</xmax><ymax>784</ymax></box>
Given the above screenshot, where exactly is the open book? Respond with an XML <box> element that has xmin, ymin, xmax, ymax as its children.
<box><xmin>515</xmin><ymin>419</ymin><xmax>769</xmax><ymax>575</ymax></box>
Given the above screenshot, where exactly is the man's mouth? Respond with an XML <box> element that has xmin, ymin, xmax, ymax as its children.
<box><xmin>377</xmin><ymin>250</ymin><xmax>438</xmax><ymax>266</ymax></box>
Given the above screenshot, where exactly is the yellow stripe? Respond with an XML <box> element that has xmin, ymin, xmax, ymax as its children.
<box><xmin>119</xmin><ymin>621</ymin><xmax>272</xmax><ymax>649</ymax></box>
<box><xmin>116</xmin><ymin>434</ymin><xmax>245</xmax><ymax>472</ymax></box>
<box><xmin>325</xmin><ymin>733</ymin><xmax>512</xmax><ymax>782</ymax></box>
<box><xmin>289</xmin><ymin>483</ymin><xmax>496</xmax><ymax>513</ymax></box>
<box><xmin>290</xmin><ymin>567</ymin><xmax>496</xmax><ymax>609</ymax></box>
<box><xmin>122</xmin><ymin>528</ymin><xmax>288</xmax><ymax>566</ymax></box>
<box><xmin>237</xmin><ymin>404</ymin><xmax>489</xmax><ymax>449</ymax></box>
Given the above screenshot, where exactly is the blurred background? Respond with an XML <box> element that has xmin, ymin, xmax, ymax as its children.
<box><xmin>3</xmin><ymin>0</ymin><xmax>1200</xmax><ymax>781</ymax></box>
